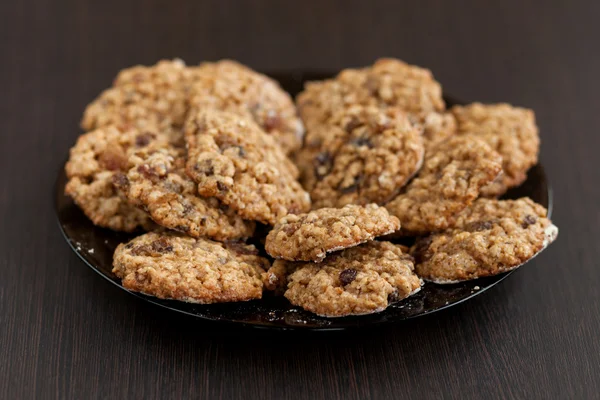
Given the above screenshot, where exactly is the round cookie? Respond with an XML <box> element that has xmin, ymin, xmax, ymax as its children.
<box><xmin>189</xmin><ymin>60</ymin><xmax>304</xmax><ymax>154</ymax></box>
<box><xmin>65</xmin><ymin>125</ymin><xmax>169</xmax><ymax>232</ymax></box>
<box><xmin>265</xmin><ymin>204</ymin><xmax>400</xmax><ymax>262</ymax></box>
<box><xmin>81</xmin><ymin>59</ymin><xmax>196</xmax><ymax>145</ymax></box>
<box><xmin>265</xmin><ymin>241</ymin><xmax>422</xmax><ymax>317</ymax></box>
<box><xmin>451</xmin><ymin>103</ymin><xmax>540</xmax><ymax>196</ymax></box>
<box><xmin>114</xmin><ymin>147</ymin><xmax>255</xmax><ymax>241</ymax></box>
<box><xmin>298</xmin><ymin>105</ymin><xmax>424</xmax><ymax>208</ymax></box>
<box><xmin>412</xmin><ymin>198</ymin><xmax>558</xmax><ymax>283</ymax></box>
<box><xmin>184</xmin><ymin>110</ymin><xmax>311</xmax><ymax>225</ymax></box>
<box><xmin>297</xmin><ymin>58</ymin><xmax>445</xmax><ymax>130</ymax></box>
<box><xmin>113</xmin><ymin>232</ymin><xmax>270</xmax><ymax>303</ymax></box>
<box><xmin>385</xmin><ymin>135</ymin><xmax>503</xmax><ymax>235</ymax></box>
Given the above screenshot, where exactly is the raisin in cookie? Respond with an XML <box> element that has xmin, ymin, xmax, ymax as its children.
<box><xmin>185</xmin><ymin>110</ymin><xmax>310</xmax><ymax>225</ymax></box>
<box><xmin>65</xmin><ymin>125</ymin><xmax>168</xmax><ymax>231</ymax></box>
<box><xmin>451</xmin><ymin>103</ymin><xmax>540</xmax><ymax>196</ymax></box>
<box><xmin>297</xmin><ymin>105</ymin><xmax>424</xmax><ymax>208</ymax></box>
<box><xmin>114</xmin><ymin>147</ymin><xmax>255</xmax><ymax>241</ymax></box>
<box><xmin>297</xmin><ymin>58</ymin><xmax>445</xmax><ymax>130</ymax></box>
<box><xmin>385</xmin><ymin>135</ymin><xmax>503</xmax><ymax>235</ymax></box>
<box><xmin>265</xmin><ymin>204</ymin><xmax>400</xmax><ymax>262</ymax></box>
<box><xmin>412</xmin><ymin>198</ymin><xmax>558</xmax><ymax>283</ymax></box>
<box><xmin>189</xmin><ymin>60</ymin><xmax>303</xmax><ymax>154</ymax></box>
<box><xmin>264</xmin><ymin>241</ymin><xmax>422</xmax><ymax>317</ymax></box>
<box><xmin>113</xmin><ymin>232</ymin><xmax>270</xmax><ymax>303</ymax></box>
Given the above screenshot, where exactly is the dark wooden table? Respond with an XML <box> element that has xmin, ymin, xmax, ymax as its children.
<box><xmin>2</xmin><ymin>1</ymin><xmax>599</xmax><ymax>399</ymax></box>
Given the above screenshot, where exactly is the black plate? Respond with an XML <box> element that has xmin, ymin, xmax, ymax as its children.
<box><xmin>55</xmin><ymin>72</ymin><xmax>552</xmax><ymax>331</ymax></box>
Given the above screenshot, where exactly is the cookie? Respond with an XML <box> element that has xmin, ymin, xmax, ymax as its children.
<box><xmin>451</xmin><ymin>103</ymin><xmax>540</xmax><ymax>196</ymax></box>
<box><xmin>421</xmin><ymin>111</ymin><xmax>457</xmax><ymax>150</ymax></box>
<box><xmin>114</xmin><ymin>147</ymin><xmax>255</xmax><ymax>241</ymax></box>
<box><xmin>265</xmin><ymin>241</ymin><xmax>422</xmax><ymax>317</ymax></box>
<box><xmin>412</xmin><ymin>198</ymin><xmax>558</xmax><ymax>283</ymax></box>
<box><xmin>265</xmin><ymin>204</ymin><xmax>400</xmax><ymax>262</ymax></box>
<box><xmin>385</xmin><ymin>135</ymin><xmax>503</xmax><ymax>235</ymax></box>
<box><xmin>81</xmin><ymin>59</ymin><xmax>196</xmax><ymax>145</ymax></box>
<box><xmin>113</xmin><ymin>232</ymin><xmax>270</xmax><ymax>303</ymax></box>
<box><xmin>184</xmin><ymin>110</ymin><xmax>311</xmax><ymax>225</ymax></box>
<box><xmin>297</xmin><ymin>58</ymin><xmax>445</xmax><ymax>131</ymax></box>
<box><xmin>297</xmin><ymin>105</ymin><xmax>424</xmax><ymax>208</ymax></box>
<box><xmin>189</xmin><ymin>60</ymin><xmax>304</xmax><ymax>154</ymax></box>
<box><xmin>65</xmin><ymin>125</ymin><xmax>169</xmax><ymax>231</ymax></box>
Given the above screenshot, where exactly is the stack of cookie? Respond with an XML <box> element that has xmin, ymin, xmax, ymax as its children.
<box><xmin>65</xmin><ymin>58</ymin><xmax>558</xmax><ymax>318</ymax></box>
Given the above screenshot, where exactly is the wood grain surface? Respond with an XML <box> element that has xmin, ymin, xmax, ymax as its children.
<box><xmin>1</xmin><ymin>1</ymin><xmax>599</xmax><ymax>399</ymax></box>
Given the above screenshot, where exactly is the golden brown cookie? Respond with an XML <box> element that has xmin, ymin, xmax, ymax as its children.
<box><xmin>190</xmin><ymin>60</ymin><xmax>304</xmax><ymax>154</ymax></box>
<box><xmin>65</xmin><ymin>125</ymin><xmax>169</xmax><ymax>231</ymax></box>
<box><xmin>265</xmin><ymin>204</ymin><xmax>400</xmax><ymax>262</ymax></box>
<box><xmin>297</xmin><ymin>58</ymin><xmax>445</xmax><ymax>130</ymax></box>
<box><xmin>114</xmin><ymin>147</ymin><xmax>255</xmax><ymax>241</ymax></box>
<box><xmin>81</xmin><ymin>59</ymin><xmax>195</xmax><ymax>145</ymax></box>
<box><xmin>184</xmin><ymin>110</ymin><xmax>311</xmax><ymax>225</ymax></box>
<box><xmin>297</xmin><ymin>105</ymin><xmax>424</xmax><ymax>208</ymax></box>
<box><xmin>264</xmin><ymin>241</ymin><xmax>422</xmax><ymax>317</ymax></box>
<box><xmin>385</xmin><ymin>135</ymin><xmax>503</xmax><ymax>235</ymax></box>
<box><xmin>113</xmin><ymin>232</ymin><xmax>270</xmax><ymax>303</ymax></box>
<box><xmin>451</xmin><ymin>103</ymin><xmax>540</xmax><ymax>196</ymax></box>
<box><xmin>412</xmin><ymin>198</ymin><xmax>558</xmax><ymax>283</ymax></box>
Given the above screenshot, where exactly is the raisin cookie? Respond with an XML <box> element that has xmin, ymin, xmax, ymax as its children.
<box><xmin>114</xmin><ymin>147</ymin><xmax>255</xmax><ymax>241</ymax></box>
<box><xmin>65</xmin><ymin>125</ymin><xmax>169</xmax><ymax>231</ymax></box>
<box><xmin>265</xmin><ymin>204</ymin><xmax>400</xmax><ymax>262</ymax></box>
<box><xmin>185</xmin><ymin>110</ymin><xmax>311</xmax><ymax>225</ymax></box>
<box><xmin>412</xmin><ymin>198</ymin><xmax>558</xmax><ymax>283</ymax></box>
<box><xmin>297</xmin><ymin>105</ymin><xmax>424</xmax><ymax>208</ymax></box>
<box><xmin>297</xmin><ymin>58</ymin><xmax>445</xmax><ymax>129</ymax></box>
<box><xmin>81</xmin><ymin>59</ymin><xmax>196</xmax><ymax>144</ymax></box>
<box><xmin>113</xmin><ymin>232</ymin><xmax>270</xmax><ymax>303</ymax></box>
<box><xmin>189</xmin><ymin>60</ymin><xmax>304</xmax><ymax>154</ymax></box>
<box><xmin>264</xmin><ymin>241</ymin><xmax>422</xmax><ymax>317</ymax></box>
<box><xmin>451</xmin><ymin>103</ymin><xmax>540</xmax><ymax>196</ymax></box>
<box><xmin>385</xmin><ymin>135</ymin><xmax>503</xmax><ymax>235</ymax></box>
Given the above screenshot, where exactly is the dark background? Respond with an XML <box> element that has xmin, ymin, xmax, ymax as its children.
<box><xmin>1</xmin><ymin>1</ymin><xmax>599</xmax><ymax>399</ymax></box>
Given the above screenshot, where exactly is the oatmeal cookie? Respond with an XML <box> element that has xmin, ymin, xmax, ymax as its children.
<box><xmin>65</xmin><ymin>125</ymin><xmax>169</xmax><ymax>231</ymax></box>
<box><xmin>189</xmin><ymin>60</ymin><xmax>303</xmax><ymax>154</ymax></box>
<box><xmin>451</xmin><ymin>103</ymin><xmax>540</xmax><ymax>196</ymax></box>
<box><xmin>265</xmin><ymin>241</ymin><xmax>422</xmax><ymax>317</ymax></box>
<box><xmin>297</xmin><ymin>105</ymin><xmax>424</xmax><ymax>208</ymax></box>
<box><xmin>297</xmin><ymin>58</ymin><xmax>445</xmax><ymax>130</ymax></box>
<box><xmin>385</xmin><ymin>135</ymin><xmax>503</xmax><ymax>235</ymax></box>
<box><xmin>265</xmin><ymin>204</ymin><xmax>400</xmax><ymax>262</ymax></box>
<box><xmin>412</xmin><ymin>198</ymin><xmax>558</xmax><ymax>283</ymax></box>
<box><xmin>114</xmin><ymin>147</ymin><xmax>255</xmax><ymax>241</ymax></box>
<box><xmin>113</xmin><ymin>231</ymin><xmax>270</xmax><ymax>303</ymax></box>
<box><xmin>81</xmin><ymin>59</ymin><xmax>196</xmax><ymax>144</ymax></box>
<box><xmin>185</xmin><ymin>110</ymin><xmax>310</xmax><ymax>225</ymax></box>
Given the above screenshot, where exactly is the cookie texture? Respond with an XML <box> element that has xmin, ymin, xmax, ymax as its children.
<box><xmin>113</xmin><ymin>232</ymin><xmax>270</xmax><ymax>303</ymax></box>
<box><xmin>297</xmin><ymin>105</ymin><xmax>424</xmax><ymax>208</ymax></box>
<box><xmin>385</xmin><ymin>135</ymin><xmax>503</xmax><ymax>235</ymax></box>
<box><xmin>265</xmin><ymin>204</ymin><xmax>400</xmax><ymax>262</ymax></box>
<box><xmin>451</xmin><ymin>103</ymin><xmax>540</xmax><ymax>196</ymax></box>
<box><xmin>190</xmin><ymin>60</ymin><xmax>303</xmax><ymax>154</ymax></box>
<box><xmin>265</xmin><ymin>241</ymin><xmax>422</xmax><ymax>317</ymax></box>
<box><xmin>114</xmin><ymin>147</ymin><xmax>255</xmax><ymax>241</ymax></box>
<box><xmin>185</xmin><ymin>110</ymin><xmax>311</xmax><ymax>225</ymax></box>
<box><xmin>81</xmin><ymin>59</ymin><xmax>195</xmax><ymax>144</ymax></box>
<box><xmin>297</xmin><ymin>58</ymin><xmax>445</xmax><ymax>130</ymax></box>
<box><xmin>65</xmin><ymin>125</ymin><xmax>169</xmax><ymax>231</ymax></box>
<box><xmin>412</xmin><ymin>198</ymin><xmax>558</xmax><ymax>283</ymax></box>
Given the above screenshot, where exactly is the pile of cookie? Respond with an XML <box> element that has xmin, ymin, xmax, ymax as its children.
<box><xmin>65</xmin><ymin>58</ymin><xmax>558</xmax><ymax>317</ymax></box>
